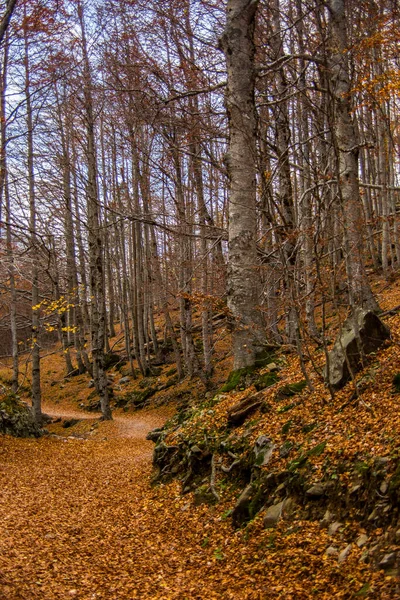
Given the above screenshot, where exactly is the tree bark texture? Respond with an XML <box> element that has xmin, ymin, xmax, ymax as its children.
<box><xmin>221</xmin><ymin>0</ymin><xmax>266</xmax><ymax>369</ymax></box>
<box><xmin>328</xmin><ymin>0</ymin><xmax>378</xmax><ymax>310</ymax></box>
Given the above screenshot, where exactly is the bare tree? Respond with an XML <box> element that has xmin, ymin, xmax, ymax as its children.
<box><xmin>221</xmin><ymin>0</ymin><xmax>267</xmax><ymax>370</ymax></box>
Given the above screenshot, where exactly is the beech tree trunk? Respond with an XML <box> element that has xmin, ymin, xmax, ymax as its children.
<box><xmin>328</xmin><ymin>0</ymin><xmax>378</xmax><ymax>310</ymax></box>
<box><xmin>24</xmin><ymin>18</ymin><xmax>42</xmax><ymax>423</ymax></box>
<box><xmin>78</xmin><ymin>0</ymin><xmax>112</xmax><ymax>420</ymax></box>
<box><xmin>221</xmin><ymin>0</ymin><xmax>266</xmax><ymax>369</ymax></box>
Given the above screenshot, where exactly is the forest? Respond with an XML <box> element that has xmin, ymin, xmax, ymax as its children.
<box><xmin>1</xmin><ymin>0</ymin><xmax>400</xmax><ymax>598</ymax></box>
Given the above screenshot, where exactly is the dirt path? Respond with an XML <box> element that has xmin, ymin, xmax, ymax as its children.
<box><xmin>41</xmin><ymin>404</ymin><xmax>168</xmax><ymax>442</ymax></box>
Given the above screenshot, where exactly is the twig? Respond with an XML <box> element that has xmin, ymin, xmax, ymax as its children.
<box><xmin>210</xmin><ymin>453</ymin><xmax>220</xmax><ymax>502</ymax></box>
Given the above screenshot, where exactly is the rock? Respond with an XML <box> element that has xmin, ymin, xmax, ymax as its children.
<box><xmin>378</xmin><ymin>553</ymin><xmax>397</xmax><ymax>570</ymax></box>
<box><xmin>375</xmin><ymin>456</ymin><xmax>390</xmax><ymax>468</ymax></box>
<box><xmin>146</xmin><ymin>427</ymin><xmax>165</xmax><ymax>443</ymax></box>
<box><xmin>325</xmin><ymin>546</ymin><xmax>338</xmax><ymax>556</ymax></box>
<box><xmin>349</xmin><ymin>484</ymin><xmax>361</xmax><ymax>494</ymax></box>
<box><xmin>264</xmin><ymin>500</ymin><xmax>285</xmax><ymax>528</ymax></box>
<box><xmin>227</xmin><ymin>393</ymin><xmax>264</xmax><ymax>426</ymax></box>
<box><xmin>119</xmin><ymin>376</ymin><xmax>130</xmax><ymax>385</ymax></box>
<box><xmin>193</xmin><ymin>484</ymin><xmax>218</xmax><ymax>506</ymax></box>
<box><xmin>0</xmin><ymin>395</ymin><xmax>43</xmax><ymax>438</ymax></box>
<box><xmin>380</xmin><ymin>481</ymin><xmax>388</xmax><ymax>494</ymax></box>
<box><xmin>265</xmin><ymin>363</ymin><xmax>279</xmax><ymax>372</ymax></box>
<box><xmin>356</xmin><ymin>534</ymin><xmax>368</xmax><ymax>548</ymax></box>
<box><xmin>395</xmin><ymin>530</ymin><xmax>400</xmax><ymax>542</ymax></box>
<box><xmin>306</xmin><ymin>482</ymin><xmax>329</xmax><ymax>498</ymax></box>
<box><xmin>253</xmin><ymin>435</ymin><xmax>275</xmax><ymax>467</ymax></box>
<box><xmin>232</xmin><ymin>484</ymin><xmax>255</xmax><ymax>527</ymax></box>
<box><xmin>328</xmin><ymin>522</ymin><xmax>343</xmax><ymax>536</ymax></box>
<box><xmin>325</xmin><ymin>308</ymin><xmax>390</xmax><ymax>390</ymax></box>
<box><xmin>338</xmin><ymin>544</ymin><xmax>353</xmax><ymax>564</ymax></box>
<box><xmin>88</xmin><ymin>380</ymin><xmax>95</xmax><ymax>389</ymax></box>
<box><xmin>320</xmin><ymin>510</ymin><xmax>335</xmax><ymax>528</ymax></box>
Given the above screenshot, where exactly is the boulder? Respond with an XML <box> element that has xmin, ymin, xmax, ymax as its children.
<box><xmin>306</xmin><ymin>482</ymin><xmax>330</xmax><ymax>498</ymax></box>
<box><xmin>263</xmin><ymin>498</ymin><xmax>295</xmax><ymax>529</ymax></box>
<box><xmin>378</xmin><ymin>552</ymin><xmax>397</xmax><ymax>570</ymax></box>
<box><xmin>253</xmin><ymin>435</ymin><xmax>275</xmax><ymax>467</ymax></box>
<box><xmin>231</xmin><ymin>483</ymin><xmax>255</xmax><ymax>527</ymax></box>
<box><xmin>338</xmin><ymin>544</ymin><xmax>353</xmax><ymax>564</ymax></box>
<box><xmin>0</xmin><ymin>394</ymin><xmax>42</xmax><ymax>438</ymax></box>
<box><xmin>325</xmin><ymin>308</ymin><xmax>389</xmax><ymax>390</ymax></box>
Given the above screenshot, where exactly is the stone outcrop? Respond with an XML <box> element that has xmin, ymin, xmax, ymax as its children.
<box><xmin>325</xmin><ymin>308</ymin><xmax>390</xmax><ymax>389</ymax></box>
<box><xmin>0</xmin><ymin>394</ymin><xmax>42</xmax><ymax>438</ymax></box>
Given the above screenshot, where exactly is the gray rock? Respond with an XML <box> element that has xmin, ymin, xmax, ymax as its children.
<box><xmin>325</xmin><ymin>546</ymin><xmax>338</xmax><ymax>556</ymax></box>
<box><xmin>264</xmin><ymin>501</ymin><xmax>285</xmax><ymax>528</ymax></box>
<box><xmin>232</xmin><ymin>483</ymin><xmax>255</xmax><ymax>527</ymax></box>
<box><xmin>378</xmin><ymin>553</ymin><xmax>397</xmax><ymax>570</ymax></box>
<box><xmin>328</xmin><ymin>522</ymin><xmax>343</xmax><ymax>536</ymax></box>
<box><xmin>306</xmin><ymin>482</ymin><xmax>329</xmax><ymax>498</ymax></box>
<box><xmin>88</xmin><ymin>380</ymin><xmax>95</xmax><ymax>389</ymax></box>
<box><xmin>356</xmin><ymin>534</ymin><xmax>368</xmax><ymax>548</ymax></box>
<box><xmin>253</xmin><ymin>435</ymin><xmax>275</xmax><ymax>467</ymax></box>
<box><xmin>263</xmin><ymin>498</ymin><xmax>294</xmax><ymax>529</ymax></box>
<box><xmin>320</xmin><ymin>510</ymin><xmax>335</xmax><ymax>528</ymax></box>
<box><xmin>380</xmin><ymin>481</ymin><xmax>388</xmax><ymax>494</ymax></box>
<box><xmin>265</xmin><ymin>363</ymin><xmax>279</xmax><ymax>372</ymax></box>
<box><xmin>325</xmin><ymin>308</ymin><xmax>390</xmax><ymax>390</ymax></box>
<box><xmin>119</xmin><ymin>376</ymin><xmax>130</xmax><ymax>385</ymax></box>
<box><xmin>338</xmin><ymin>544</ymin><xmax>352</xmax><ymax>564</ymax></box>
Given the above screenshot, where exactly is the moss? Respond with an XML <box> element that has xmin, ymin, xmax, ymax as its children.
<box><xmin>354</xmin><ymin>461</ymin><xmax>370</xmax><ymax>476</ymax></box>
<box><xmin>254</xmin><ymin>349</ymin><xmax>276</xmax><ymax>368</ymax></box>
<box><xmin>279</xmin><ymin>440</ymin><xmax>294</xmax><ymax>458</ymax></box>
<box><xmin>125</xmin><ymin>388</ymin><xmax>156</xmax><ymax>407</ymax></box>
<box><xmin>276</xmin><ymin>380</ymin><xmax>307</xmax><ymax>401</ymax></box>
<box><xmin>281</xmin><ymin>420</ymin><xmax>293</xmax><ymax>435</ymax></box>
<box><xmin>389</xmin><ymin>462</ymin><xmax>400</xmax><ymax>492</ymax></box>
<box><xmin>219</xmin><ymin>367</ymin><xmax>253</xmax><ymax>392</ymax></box>
<box><xmin>278</xmin><ymin>402</ymin><xmax>297</xmax><ymax>414</ymax></box>
<box><xmin>288</xmin><ymin>454</ymin><xmax>308</xmax><ymax>472</ymax></box>
<box><xmin>248</xmin><ymin>484</ymin><xmax>266</xmax><ymax>519</ymax></box>
<box><xmin>307</xmin><ymin>441</ymin><xmax>327</xmax><ymax>457</ymax></box>
<box><xmin>220</xmin><ymin>364</ymin><xmax>278</xmax><ymax>393</ymax></box>
<box><xmin>104</xmin><ymin>352</ymin><xmax>123</xmax><ymax>370</ymax></box>
<box><xmin>139</xmin><ymin>377</ymin><xmax>157</xmax><ymax>389</ymax></box>
<box><xmin>254</xmin><ymin>371</ymin><xmax>279</xmax><ymax>391</ymax></box>
<box><xmin>0</xmin><ymin>393</ymin><xmax>42</xmax><ymax>438</ymax></box>
<box><xmin>302</xmin><ymin>422</ymin><xmax>318</xmax><ymax>434</ymax></box>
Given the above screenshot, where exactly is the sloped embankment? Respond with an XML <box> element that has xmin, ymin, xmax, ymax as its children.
<box><xmin>149</xmin><ymin>334</ymin><xmax>400</xmax><ymax>591</ymax></box>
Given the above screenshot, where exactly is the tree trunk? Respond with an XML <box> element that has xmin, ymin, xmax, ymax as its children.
<box><xmin>328</xmin><ymin>0</ymin><xmax>378</xmax><ymax>310</ymax></box>
<box><xmin>221</xmin><ymin>0</ymin><xmax>266</xmax><ymax>369</ymax></box>
<box><xmin>78</xmin><ymin>0</ymin><xmax>111</xmax><ymax>419</ymax></box>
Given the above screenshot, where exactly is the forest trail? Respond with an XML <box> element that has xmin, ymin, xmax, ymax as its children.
<box><xmin>41</xmin><ymin>403</ymin><xmax>169</xmax><ymax>442</ymax></box>
<box><xmin>0</xmin><ymin>403</ymin><xmax>259</xmax><ymax>600</ymax></box>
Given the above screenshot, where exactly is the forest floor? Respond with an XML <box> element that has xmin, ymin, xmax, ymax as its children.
<box><xmin>1</xmin><ymin>277</ymin><xmax>400</xmax><ymax>598</ymax></box>
<box><xmin>0</xmin><ymin>396</ymin><xmax>397</xmax><ymax>599</ymax></box>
